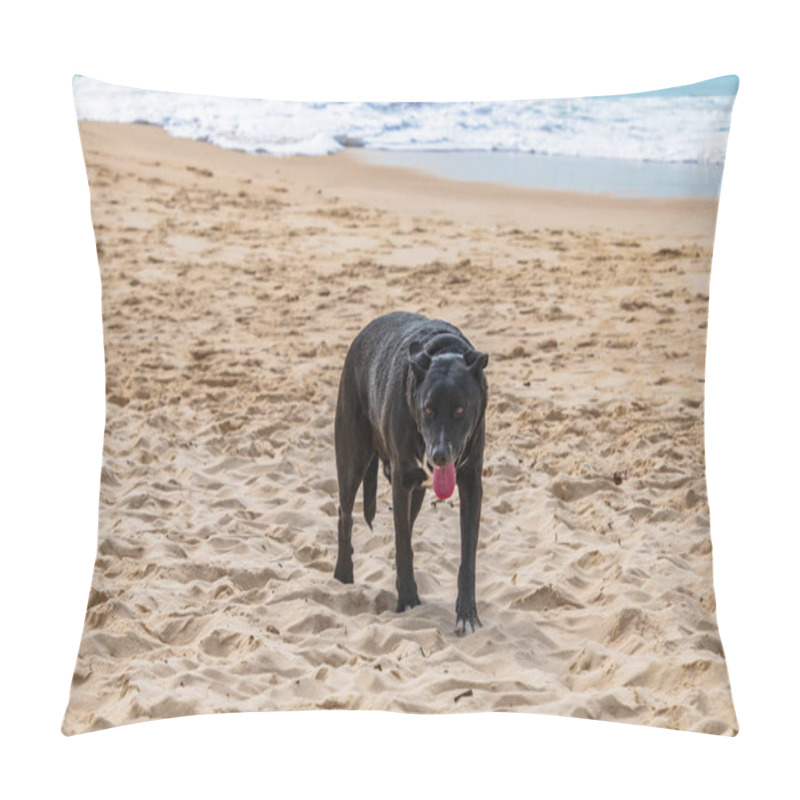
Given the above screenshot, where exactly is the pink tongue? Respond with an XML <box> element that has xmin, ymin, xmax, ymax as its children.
<box><xmin>432</xmin><ymin>464</ymin><xmax>456</xmax><ymax>500</ymax></box>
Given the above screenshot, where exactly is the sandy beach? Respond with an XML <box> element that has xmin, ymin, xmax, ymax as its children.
<box><xmin>62</xmin><ymin>121</ymin><xmax>737</xmax><ymax>735</ymax></box>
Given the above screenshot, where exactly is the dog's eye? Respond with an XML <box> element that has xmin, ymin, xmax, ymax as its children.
<box><xmin>454</xmin><ymin>406</ymin><xmax>464</xmax><ymax>418</ymax></box>
<box><xmin>424</xmin><ymin>406</ymin><xmax>434</xmax><ymax>417</ymax></box>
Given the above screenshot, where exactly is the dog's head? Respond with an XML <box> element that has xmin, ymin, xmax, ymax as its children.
<box><xmin>408</xmin><ymin>341</ymin><xmax>489</xmax><ymax>469</ymax></box>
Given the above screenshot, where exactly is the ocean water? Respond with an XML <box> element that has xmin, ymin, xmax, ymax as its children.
<box><xmin>355</xmin><ymin>150</ymin><xmax>725</xmax><ymax>199</ymax></box>
<box><xmin>73</xmin><ymin>75</ymin><xmax>737</xmax><ymax>198</ymax></box>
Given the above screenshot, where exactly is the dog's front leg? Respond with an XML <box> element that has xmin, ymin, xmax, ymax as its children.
<box><xmin>392</xmin><ymin>474</ymin><xmax>421</xmax><ymax>612</ymax></box>
<box><xmin>455</xmin><ymin>461</ymin><xmax>483</xmax><ymax>636</ymax></box>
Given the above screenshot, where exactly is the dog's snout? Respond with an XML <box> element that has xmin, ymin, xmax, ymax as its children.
<box><xmin>431</xmin><ymin>446</ymin><xmax>449</xmax><ymax>467</ymax></box>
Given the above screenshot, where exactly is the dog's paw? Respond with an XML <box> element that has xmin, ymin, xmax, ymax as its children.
<box><xmin>333</xmin><ymin>561</ymin><xmax>354</xmax><ymax>584</ymax></box>
<box><xmin>454</xmin><ymin>613</ymin><xmax>482</xmax><ymax>637</ymax></box>
<box><xmin>396</xmin><ymin>591</ymin><xmax>421</xmax><ymax>612</ymax></box>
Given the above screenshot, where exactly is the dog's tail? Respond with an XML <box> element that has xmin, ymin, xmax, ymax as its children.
<box><xmin>363</xmin><ymin>454</ymin><xmax>379</xmax><ymax>529</ymax></box>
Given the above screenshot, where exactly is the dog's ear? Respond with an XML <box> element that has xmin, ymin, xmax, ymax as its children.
<box><xmin>408</xmin><ymin>341</ymin><xmax>431</xmax><ymax>381</ymax></box>
<box><xmin>464</xmin><ymin>349</ymin><xmax>489</xmax><ymax>373</ymax></box>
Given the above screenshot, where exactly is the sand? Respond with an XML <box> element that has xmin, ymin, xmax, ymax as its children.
<box><xmin>62</xmin><ymin>121</ymin><xmax>737</xmax><ymax>735</ymax></box>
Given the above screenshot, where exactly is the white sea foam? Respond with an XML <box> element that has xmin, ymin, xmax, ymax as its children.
<box><xmin>73</xmin><ymin>76</ymin><xmax>736</xmax><ymax>164</ymax></box>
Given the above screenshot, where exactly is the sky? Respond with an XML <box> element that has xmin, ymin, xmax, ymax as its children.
<box><xmin>632</xmin><ymin>74</ymin><xmax>739</xmax><ymax>97</ymax></box>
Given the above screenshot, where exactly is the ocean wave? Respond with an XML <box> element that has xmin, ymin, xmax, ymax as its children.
<box><xmin>74</xmin><ymin>76</ymin><xmax>736</xmax><ymax>164</ymax></box>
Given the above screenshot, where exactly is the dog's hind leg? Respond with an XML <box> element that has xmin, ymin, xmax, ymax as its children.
<box><xmin>334</xmin><ymin>444</ymin><xmax>371</xmax><ymax>584</ymax></box>
<box><xmin>410</xmin><ymin>486</ymin><xmax>426</xmax><ymax>530</ymax></box>
<box><xmin>362</xmin><ymin>454</ymin><xmax>379</xmax><ymax>530</ymax></box>
<box><xmin>334</xmin><ymin>389</ymin><xmax>373</xmax><ymax>584</ymax></box>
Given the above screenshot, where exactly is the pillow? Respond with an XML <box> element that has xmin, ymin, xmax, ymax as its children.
<box><xmin>63</xmin><ymin>75</ymin><xmax>739</xmax><ymax>736</ymax></box>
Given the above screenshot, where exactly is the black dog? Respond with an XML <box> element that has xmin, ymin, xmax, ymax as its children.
<box><xmin>334</xmin><ymin>312</ymin><xmax>489</xmax><ymax>635</ymax></box>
